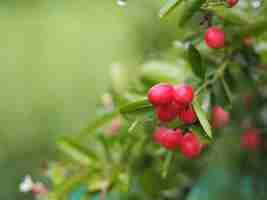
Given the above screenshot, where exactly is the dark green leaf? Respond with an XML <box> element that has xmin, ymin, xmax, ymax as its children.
<box><xmin>159</xmin><ymin>0</ymin><xmax>182</xmax><ymax>18</ymax></box>
<box><xmin>188</xmin><ymin>44</ymin><xmax>205</xmax><ymax>79</ymax></box>
<box><xmin>193</xmin><ymin>98</ymin><xmax>212</xmax><ymax>138</ymax></box>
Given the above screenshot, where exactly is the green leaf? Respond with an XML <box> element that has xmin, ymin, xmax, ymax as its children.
<box><xmin>159</xmin><ymin>0</ymin><xmax>182</xmax><ymax>18</ymax></box>
<box><xmin>240</xmin><ymin>19</ymin><xmax>267</xmax><ymax>37</ymax></box>
<box><xmin>141</xmin><ymin>60</ymin><xmax>192</xmax><ymax>85</ymax></box>
<box><xmin>79</xmin><ymin>110</ymin><xmax>119</xmax><ymax>137</ymax></box>
<box><xmin>207</xmin><ymin>7</ymin><xmax>249</xmax><ymax>25</ymax></box>
<box><xmin>190</xmin><ymin>125</ymin><xmax>211</xmax><ymax>144</ymax></box>
<box><xmin>178</xmin><ymin>0</ymin><xmax>206</xmax><ymax>26</ymax></box>
<box><xmin>119</xmin><ymin>98</ymin><xmax>152</xmax><ymax>114</ymax></box>
<box><xmin>188</xmin><ymin>44</ymin><xmax>205</xmax><ymax>79</ymax></box>
<box><xmin>57</xmin><ymin>138</ymin><xmax>97</xmax><ymax>165</ymax></box>
<box><xmin>193</xmin><ymin>98</ymin><xmax>212</xmax><ymax>138</ymax></box>
<box><xmin>53</xmin><ymin>171</ymin><xmax>91</xmax><ymax>199</ymax></box>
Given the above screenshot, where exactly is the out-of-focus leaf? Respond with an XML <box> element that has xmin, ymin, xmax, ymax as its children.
<box><xmin>53</xmin><ymin>171</ymin><xmax>90</xmax><ymax>200</ymax></box>
<box><xmin>57</xmin><ymin>138</ymin><xmax>97</xmax><ymax>165</ymax></box>
<box><xmin>110</xmin><ymin>63</ymin><xmax>130</xmax><ymax>93</ymax></box>
<box><xmin>159</xmin><ymin>0</ymin><xmax>182</xmax><ymax>18</ymax></box>
<box><xmin>188</xmin><ymin>44</ymin><xmax>205</xmax><ymax>79</ymax></box>
<box><xmin>79</xmin><ymin>110</ymin><xmax>119</xmax><ymax>137</ymax></box>
<box><xmin>208</xmin><ymin>7</ymin><xmax>249</xmax><ymax>25</ymax></box>
<box><xmin>88</xmin><ymin>175</ymin><xmax>110</xmax><ymax>193</ymax></box>
<box><xmin>178</xmin><ymin>0</ymin><xmax>206</xmax><ymax>26</ymax></box>
<box><xmin>193</xmin><ymin>98</ymin><xmax>212</xmax><ymax>138</ymax></box>
<box><xmin>119</xmin><ymin>98</ymin><xmax>152</xmax><ymax>114</ymax></box>
<box><xmin>141</xmin><ymin>60</ymin><xmax>192</xmax><ymax>85</ymax></box>
<box><xmin>239</xmin><ymin>19</ymin><xmax>267</xmax><ymax>37</ymax></box>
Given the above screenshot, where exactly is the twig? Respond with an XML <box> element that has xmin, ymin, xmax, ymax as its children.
<box><xmin>195</xmin><ymin>60</ymin><xmax>228</xmax><ymax>96</ymax></box>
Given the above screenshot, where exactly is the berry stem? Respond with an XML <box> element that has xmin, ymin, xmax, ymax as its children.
<box><xmin>195</xmin><ymin>60</ymin><xmax>228</xmax><ymax>96</ymax></box>
<box><xmin>162</xmin><ymin>151</ymin><xmax>174</xmax><ymax>178</ymax></box>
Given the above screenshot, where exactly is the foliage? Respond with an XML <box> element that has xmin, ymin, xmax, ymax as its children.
<box><xmin>30</xmin><ymin>0</ymin><xmax>267</xmax><ymax>200</ymax></box>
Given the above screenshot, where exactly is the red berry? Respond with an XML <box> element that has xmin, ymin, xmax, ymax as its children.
<box><xmin>204</xmin><ymin>26</ymin><xmax>225</xmax><ymax>49</ymax></box>
<box><xmin>173</xmin><ymin>84</ymin><xmax>194</xmax><ymax>106</ymax></box>
<box><xmin>148</xmin><ymin>83</ymin><xmax>174</xmax><ymax>106</ymax></box>
<box><xmin>180</xmin><ymin>132</ymin><xmax>202</xmax><ymax>158</ymax></box>
<box><xmin>156</xmin><ymin>102</ymin><xmax>180</xmax><ymax>122</ymax></box>
<box><xmin>162</xmin><ymin>128</ymin><xmax>183</xmax><ymax>150</ymax></box>
<box><xmin>153</xmin><ymin>127</ymin><xmax>167</xmax><ymax>144</ymax></box>
<box><xmin>241</xmin><ymin>129</ymin><xmax>261</xmax><ymax>150</ymax></box>
<box><xmin>211</xmin><ymin>105</ymin><xmax>230</xmax><ymax>128</ymax></box>
<box><xmin>178</xmin><ymin>105</ymin><xmax>197</xmax><ymax>124</ymax></box>
<box><xmin>227</xmin><ymin>0</ymin><xmax>238</xmax><ymax>7</ymax></box>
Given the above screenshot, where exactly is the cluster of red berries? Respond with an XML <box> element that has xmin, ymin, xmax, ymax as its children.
<box><xmin>204</xmin><ymin>0</ymin><xmax>238</xmax><ymax>49</ymax></box>
<box><xmin>153</xmin><ymin>127</ymin><xmax>203</xmax><ymax>158</ymax></box>
<box><xmin>148</xmin><ymin>83</ymin><xmax>202</xmax><ymax>158</ymax></box>
<box><xmin>148</xmin><ymin>83</ymin><xmax>196</xmax><ymax>124</ymax></box>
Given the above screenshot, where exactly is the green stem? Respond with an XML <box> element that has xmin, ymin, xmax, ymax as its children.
<box><xmin>162</xmin><ymin>151</ymin><xmax>174</xmax><ymax>178</ymax></box>
<box><xmin>195</xmin><ymin>61</ymin><xmax>228</xmax><ymax>96</ymax></box>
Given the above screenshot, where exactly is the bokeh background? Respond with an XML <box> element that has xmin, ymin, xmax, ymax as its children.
<box><xmin>0</xmin><ymin>0</ymin><xmax>179</xmax><ymax>199</ymax></box>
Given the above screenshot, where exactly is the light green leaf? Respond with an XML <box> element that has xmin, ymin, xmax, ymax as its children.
<box><xmin>141</xmin><ymin>60</ymin><xmax>192</xmax><ymax>85</ymax></box>
<box><xmin>79</xmin><ymin>110</ymin><xmax>119</xmax><ymax>137</ymax></box>
<box><xmin>208</xmin><ymin>7</ymin><xmax>249</xmax><ymax>25</ymax></box>
<box><xmin>57</xmin><ymin>138</ymin><xmax>97</xmax><ymax>165</ymax></box>
<box><xmin>178</xmin><ymin>0</ymin><xmax>206</xmax><ymax>26</ymax></box>
<box><xmin>193</xmin><ymin>98</ymin><xmax>212</xmax><ymax>138</ymax></box>
<box><xmin>190</xmin><ymin>125</ymin><xmax>211</xmax><ymax>144</ymax></box>
<box><xmin>159</xmin><ymin>0</ymin><xmax>182</xmax><ymax>18</ymax></box>
<box><xmin>119</xmin><ymin>97</ymin><xmax>152</xmax><ymax>114</ymax></box>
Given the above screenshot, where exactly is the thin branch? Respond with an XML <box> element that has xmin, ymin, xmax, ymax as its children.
<box><xmin>195</xmin><ymin>60</ymin><xmax>228</xmax><ymax>96</ymax></box>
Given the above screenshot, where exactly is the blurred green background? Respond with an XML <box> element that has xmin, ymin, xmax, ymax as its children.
<box><xmin>0</xmin><ymin>0</ymin><xmax>178</xmax><ymax>199</ymax></box>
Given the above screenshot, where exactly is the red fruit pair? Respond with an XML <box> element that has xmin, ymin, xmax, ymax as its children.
<box><xmin>241</xmin><ymin>128</ymin><xmax>261</xmax><ymax>150</ymax></box>
<box><xmin>174</xmin><ymin>84</ymin><xmax>196</xmax><ymax>124</ymax></box>
<box><xmin>211</xmin><ymin>105</ymin><xmax>230</xmax><ymax>128</ymax></box>
<box><xmin>148</xmin><ymin>83</ymin><xmax>196</xmax><ymax>123</ymax></box>
<box><xmin>153</xmin><ymin>127</ymin><xmax>183</xmax><ymax>150</ymax></box>
<box><xmin>153</xmin><ymin>128</ymin><xmax>202</xmax><ymax>158</ymax></box>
